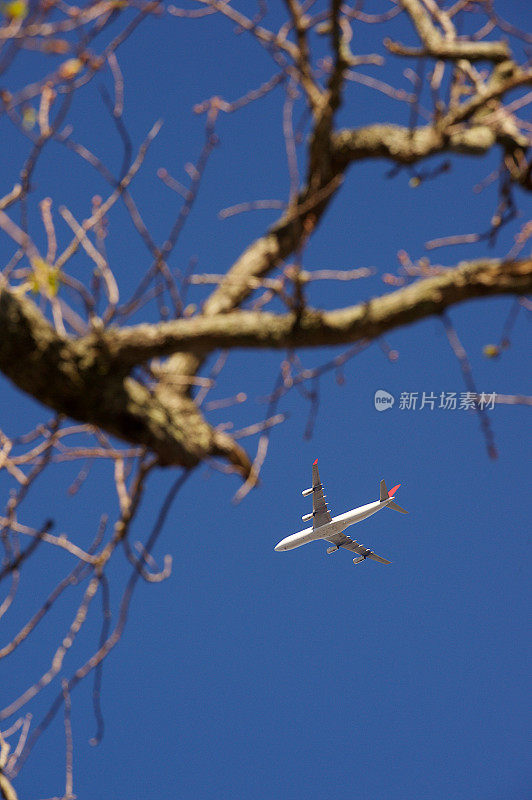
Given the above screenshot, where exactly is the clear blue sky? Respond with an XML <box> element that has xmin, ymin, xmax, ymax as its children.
<box><xmin>1</xmin><ymin>3</ymin><xmax>530</xmax><ymax>799</ymax></box>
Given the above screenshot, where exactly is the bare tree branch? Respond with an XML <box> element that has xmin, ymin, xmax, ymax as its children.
<box><xmin>94</xmin><ymin>258</ymin><xmax>532</xmax><ymax>359</ymax></box>
<box><xmin>386</xmin><ymin>0</ymin><xmax>510</xmax><ymax>62</ymax></box>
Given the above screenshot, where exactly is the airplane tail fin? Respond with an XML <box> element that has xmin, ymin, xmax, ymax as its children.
<box><xmin>380</xmin><ymin>479</ymin><xmax>408</xmax><ymax>514</ymax></box>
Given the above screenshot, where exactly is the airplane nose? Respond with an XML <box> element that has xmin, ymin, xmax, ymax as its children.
<box><xmin>274</xmin><ymin>543</ymin><xmax>283</xmax><ymax>551</ymax></box>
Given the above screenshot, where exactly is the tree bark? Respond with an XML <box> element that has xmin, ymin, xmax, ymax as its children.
<box><xmin>1</xmin><ymin>257</ymin><xmax>529</xmax><ymax>474</ymax></box>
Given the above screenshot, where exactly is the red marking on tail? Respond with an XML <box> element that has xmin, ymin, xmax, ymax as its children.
<box><xmin>389</xmin><ymin>484</ymin><xmax>401</xmax><ymax>497</ymax></box>
<box><xmin>313</xmin><ymin>458</ymin><xmax>318</xmax><ymax>465</ymax></box>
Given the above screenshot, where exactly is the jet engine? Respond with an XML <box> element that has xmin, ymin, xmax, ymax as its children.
<box><xmin>301</xmin><ymin>512</ymin><xmax>315</xmax><ymax>522</ymax></box>
<box><xmin>352</xmin><ymin>556</ymin><xmax>365</xmax><ymax>565</ymax></box>
<box><xmin>301</xmin><ymin>487</ymin><xmax>313</xmax><ymax>497</ymax></box>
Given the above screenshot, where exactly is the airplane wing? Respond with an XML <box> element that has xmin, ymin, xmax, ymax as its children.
<box><xmin>312</xmin><ymin>460</ymin><xmax>332</xmax><ymax>529</ymax></box>
<box><xmin>324</xmin><ymin>532</ymin><xmax>391</xmax><ymax>564</ymax></box>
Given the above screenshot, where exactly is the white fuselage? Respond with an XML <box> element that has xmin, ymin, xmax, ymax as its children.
<box><xmin>274</xmin><ymin>498</ymin><xmax>393</xmax><ymax>551</ymax></box>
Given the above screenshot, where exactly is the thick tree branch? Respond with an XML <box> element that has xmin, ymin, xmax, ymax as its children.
<box><xmin>153</xmin><ymin>29</ymin><xmax>530</xmax><ymax>403</ymax></box>
<box><xmin>98</xmin><ymin>258</ymin><xmax>532</xmax><ymax>359</ymax></box>
<box><xmin>332</xmin><ymin>61</ymin><xmax>532</xmax><ymax>172</ymax></box>
<box><xmin>0</xmin><ymin>773</ymin><xmax>18</xmax><ymax>800</ymax></box>
<box><xmin>332</xmin><ymin>120</ymin><xmax>530</xmax><ymax>178</ymax></box>
<box><xmin>195</xmin><ymin>60</ymin><xmax>531</xmax><ymax>334</ymax></box>
<box><xmin>0</xmin><ymin>284</ymin><xmax>250</xmax><ymax>474</ymax></box>
<box><xmin>332</xmin><ymin>120</ymin><xmax>499</xmax><ymax>163</ymax></box>
<box><xmin>2</xmin><ymin>260</ymin><xmax>528</xmax><ymax>477</ymax></box>
<box><xmin>387</xmin><ymin>0</ymin><xmax>510</xmax><ymax>62</ymax></box>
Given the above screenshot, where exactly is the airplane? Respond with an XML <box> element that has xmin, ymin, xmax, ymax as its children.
<box><xmin>274</xmin><ymin>459</ymin><xmax>407</xmax><ymax>565</ymax></box>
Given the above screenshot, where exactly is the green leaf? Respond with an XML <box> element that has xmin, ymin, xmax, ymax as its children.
<box><xmin>30</xmin><ymin>257</ymin><xmax>61</xmax><ymax>297</ymax></box>
<box><xmin>2</xmin><ymin>0</ymin><xmax>28</xmax><ymax>20</ymax></box>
